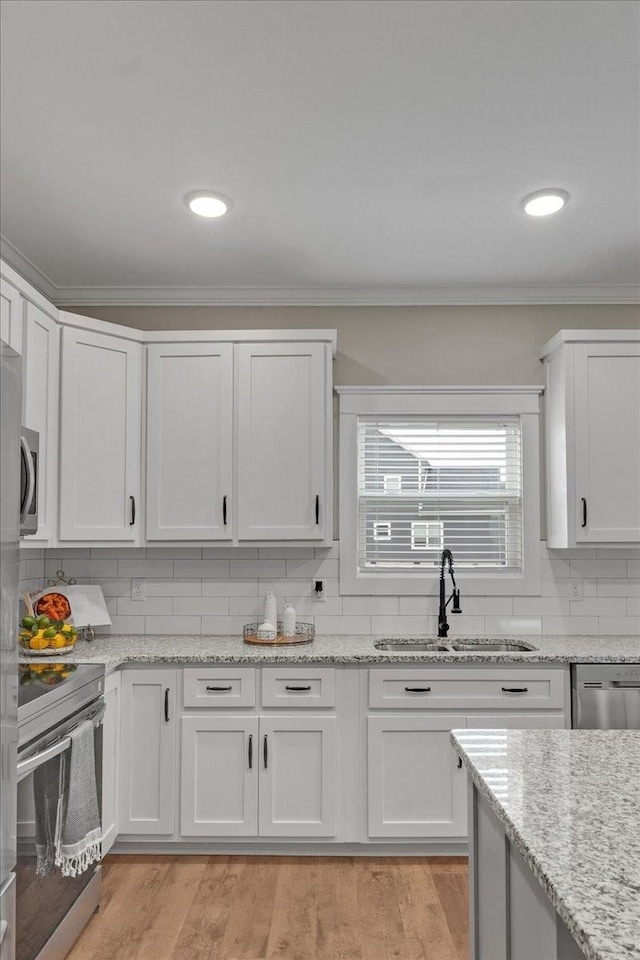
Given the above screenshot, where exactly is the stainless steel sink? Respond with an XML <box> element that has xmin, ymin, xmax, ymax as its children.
<box><xmin>373</xmin><ymin>639</ymin><xmax>538</xmax><ymax>653</ymax></box>
<box><xmin>374</xmin><ymin>641</ymin><xmax>450</xmax><ymax>652</ymax></box>
<box><xmin>449</xmin><ymin>641</ymin><xmax>537</xmax><ymax>652</ymax></box>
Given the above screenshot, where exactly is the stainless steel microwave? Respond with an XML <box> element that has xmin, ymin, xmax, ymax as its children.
<box><xmin>20</xmin><ymin>426</ymin><xmax>39</xmax><ymax>536</ymax></box>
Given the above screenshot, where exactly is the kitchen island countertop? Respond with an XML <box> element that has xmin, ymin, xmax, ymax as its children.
<box><xmin>451</xmin><ymin>727</ymin><xmax>640</xmax><ymax>960</ymax></box>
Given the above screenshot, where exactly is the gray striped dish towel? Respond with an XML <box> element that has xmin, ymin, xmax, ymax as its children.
<box><xmin>35</xmin><ymin>719</ymin><xmax>102</xmax><ymax>877</ymax></box>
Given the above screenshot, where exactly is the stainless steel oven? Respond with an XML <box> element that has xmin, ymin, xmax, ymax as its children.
<box><xmin>17</xmin><ymin>664</ymin><xmax>104</xmax><ymax>960</ymax></box>
<box><xmin>19</xmin><ymin>428</ymin><xmax>38</xmax><ymax>538</ymax></box>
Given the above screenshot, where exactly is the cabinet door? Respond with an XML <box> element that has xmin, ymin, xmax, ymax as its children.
<box><xmin>368</xmin><ymin>714</ymin><xmax>467</xmax><ymax>838</ymax></box>
<box><xmin>259</xmin><ymin>716</ymin><xmax>337</xmax><ymax>837</ymax></box>
<box><xmin>59</xmin><ymin>327</ymin><xmax>142</xmax><ymax>541</ymax></box>
<box><xmin>21</xmin><ymin>303</ymin><xmax>60</xmax><ymax>543</ymax></box>
<box><xmin>146</xmin><ymin>343</ymin><xmax>233</xmax><ymax>540</ymax></box>
<box><xmin>181</xmin><ymin>716</ymin><xmax>258</xmax><ymax>837</ymax></box>
<box><xmin>573</xmin><ymin>343</ymin><xmax>640</xmax><ymax>542</ymax></box>
<box><xmin>119</xmin><ymin>670</ymin><xmax>177</xmax><ymax>835</ymax></box>
<box><xmin>0</xmin><ymin>279</ymin><xmax>23</xmax><ymax>354</ymax></box>
<box><xmin>236</xmin><ymin>342</ymin><xmax>329</xmax><ymax>540</ymax></box>
<box><xmin>101</xmin><ymin>671</ymin><xmax>121</xmax><ymax>854</ymax></box>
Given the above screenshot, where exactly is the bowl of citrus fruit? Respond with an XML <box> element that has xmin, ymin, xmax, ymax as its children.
<box><xmin>19</xmin><ymin>614</ymin><xmax>78</xmax><ymax>655</ymax></box>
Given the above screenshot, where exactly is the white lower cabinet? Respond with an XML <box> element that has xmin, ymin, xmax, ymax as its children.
<box><xmin>101</xmin><ymin>671</ymin><xmax>121</xmax><ymax>854</ymax></box>
<box><xmin>181</xmin><ymin>716</ymin><xmax>258</xmax><ymax>837</ymax></box>
<box><xmin>116</xmin><ymin>664</ymin><xmax>568</xmax><ymax>849</ymax></box>
<box><xmin>119</xmin><ymin>670</ymin><xmax>177</xmax><ymax>835</ymax></box>
<box><xmin>180</xmin><ymin>714</ymin><xmax>337</xmax><ymax>839</ymax></box>
<box><xmin>367</xmin><ymin>714</ymin><xmax>467</xmax><ymax>839</ymax></box>
<box><xmin>259</xmin><ymin>716</ymin><xmax>337</xmax><ymax>838</ymax></box>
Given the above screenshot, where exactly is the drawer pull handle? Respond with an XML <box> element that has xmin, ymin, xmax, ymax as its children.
<box><xmin>405</xmin><ymin>686</ymin><xmax>431</xmax><ymax>693</ymax></box>
<box><xmin>315</xmin><ymin>495</ymin><xmax>320</xmax><ymax>525</ymax></box>
<box><xmin>164</xmin><ymin>688</ymin><xmax>170</xmax><ymax>722</ymax></box>
<box><xmin>263</xmin><ymin>734</ymin><xmax>268</xmax><ymax>770</ymax></box>
<box><xmin>581</xmin><ymin>497</ymin><xmax>587</xmax><ymax>528</ymax></box>
<box><xmin>223</xmin><ymin>495</ymin><xmax>228</xmax><ymax>525</ymax></box>
<box><xmin>457</xmin><ymin>757</ymin><xmax>463</xmax><ymax>769</ymax></box>
<box><xmin>285</xmin><ymin>685</ymin><xmax>312</xmax><ymax>692</ymax></box>
<box><xmin>206</xmin><ymin>685</ymin><xmax>233</xmax><ymax>692</ymax></box>
<box><xmin>248</xmin><ymin>734</ymin><xmax>253</xmax><ymax>770</ymax></box>
<box><xmin>501</xmin><ymin>686</ymin><xmax>529</xmax><ymax>694</ymax></box>
<box><xmin>129</xmin><ymin>495</ymin><xmax>136</xmax><ymax>526</ymax></box>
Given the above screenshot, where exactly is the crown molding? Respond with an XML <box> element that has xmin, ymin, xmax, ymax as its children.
<box><xmin>0</xmin><ymin>236</ymin><xmax>58</xmax><ymax>301</ymax></box>
<box><xmin>1</xmin><ymin>240</ymin><xmax>638</xmax><ymax>306</ymax></box>
<box><xmin>50</xmin><ymin>283</ymin><xmax>640</xmax><ymax>306</ymax></box>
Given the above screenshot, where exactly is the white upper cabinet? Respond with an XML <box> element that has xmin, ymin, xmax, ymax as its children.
<box><xmin>542</xmin><ymin>331</ymin><xmax>640</xmax><ymax>547</ymax></box>
<box><xmin>0</xmin><ymin>278</ymin><xmax>23</xmax><ymax>354</ymax></box>
<box><xmin>236</xmin><ymin>342</ymin><xmax>331</xmax><ymax>541</ymax></box>
<box><xmin>146</xmin><ymin>343</ymin><xmax>233</xmax><ymax>540</ymax></box>
<box><xmin>59</xmin><ymin>326</ymin><xmax>142</xmax><ymax>541</ymax></box>
<box><xmin>21</xmin><ymin>302</ymin><xmax>60</xmax><ymax>543</ymax></box>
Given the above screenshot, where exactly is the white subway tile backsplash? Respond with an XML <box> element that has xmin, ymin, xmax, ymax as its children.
<box><xmin>117</xmin><ymin>597</ymin><xmax>173</xmax><ymax>616</ymax></box>
<box><xmin>342</xmin><ymin>597</ymin><xmax>399</xmax><ymax>616</ymax></box>
<box><xmin>570</xmin><ymin>598</ymin><xmax>621</xmax><ymax>617</ymax></box>
<box><xmin>598</xmin><ymin>617</ymin><xmax>640</xmax><ymax>635</ymax></box>
<box><xmin>202</xmin><ymin>616</ymin><xmax>253</xmax><ymax>634</ymax></box>
<box><xmin>174</xmin><ymin>597</ymin><xmax>230</xmax><ymax>616</ymax></box>
<box><xmin>484</xmin><ymin>617</ymin><xmax>542</xmax><ymax>635</ymax></box>
<box><xmin>542</xmin><ymin>616</ymin><xmax>599</xmax><ymax>635</ymax></box>
<box><xmin>118</xmin><ymin>559</ymin><xmax>174</xmax><ymax>578</ymax></box>
<box><xmin>203</xmin><ymin>580</ymin><xmax>258</xmax><ymax>597</ymax></box>
<box><xmin>103</xmin><ymin>615</ymin><xmax>145</xmax><ymax>634</ymax></box>
<box><xmin>146</xmin><ymin>580</ymin><xmax>202</xmax><ymax>597</ymax></box>
<box><xmin>285</xmin><ymin>558</ymin><xmax>339</xmax><ymax>579</ymax></box>
<box><xmin>174</xmin><ymin>560</ymin><xmax>230</xmax><ymax>578</ymax></box>
<box><xmin>145</xmin><ymin>616</ymin><xmax>202</xmax><ymax>635</ymax></box>
<box><xmin>315</xmin><ymin>615</ymin><xmax>371</xmax><ymax>635</ymax></box>
<box><xmin>370</xmin><ymin>615</ymin><xmax>437</xmax><ymax>635</ymax></box>
<box><xmin>230</xmin><ymin>560</ymin><xmax>286</xmax><ymax>579</ymax></box>
<box><xmin>35</xmin><ymin>540</ymin><xmax>638</xmax><ymax>639</ymax></box>
<box><xmin>570</xmin><ymin>559</ymin><xmax>627</xmax><ymax>579</ymax></box>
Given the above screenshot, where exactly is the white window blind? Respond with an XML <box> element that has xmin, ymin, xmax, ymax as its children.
<box><xmin>357</xmin><ymin>418</ymin><xmax>523</xmax><ymax>572</ymax></box>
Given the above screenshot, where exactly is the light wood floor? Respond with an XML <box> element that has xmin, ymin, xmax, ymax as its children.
<box><xmin>67</xmin><ymin>855</ymin><xmax>468</xmax><ymax>960</ymax></box>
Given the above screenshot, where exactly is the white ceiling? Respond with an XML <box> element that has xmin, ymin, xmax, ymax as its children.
<box><xmin>1</xmin><ymin>0</ymin><xmax>639</xmax><ymax>305</ymax></box>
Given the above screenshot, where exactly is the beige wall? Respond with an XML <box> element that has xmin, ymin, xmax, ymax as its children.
<box><xmin>66</xmin><ymin>304</ymin><xmax>640</xmax><ymax>385</ymax></box>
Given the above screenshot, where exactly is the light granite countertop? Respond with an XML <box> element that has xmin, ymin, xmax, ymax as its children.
<box><xmin>451</xmin><ymin>728</ymin><xmax>640</xmax><ymax>960</ymax></box>
<box><xmin>19</xmin><ymin>632</ymin><xmax>640</xmax><ymax>673</ymax></box>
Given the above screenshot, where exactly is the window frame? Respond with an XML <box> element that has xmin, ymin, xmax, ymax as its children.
<box><xmin>338</xmin><ymin>387</ymin><xmax>542</xmax><ymax>596</ymax></box>
<box><xmin>410</xmin><ymin>520</ymin><xmax>444</xmax><ymax>552</ymax></box>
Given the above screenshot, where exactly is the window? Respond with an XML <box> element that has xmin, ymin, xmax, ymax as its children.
<box><xmin>359</xmin><ymin>419</ymin><xmax>522</xmax><ymax>570</ymax></box>
<box><xmin>373</xmin><ymin>521</ymin><xmax>392</xmax><ymax>541</ymax></box>
<box><xmin>411</xmin><ymin>520</ymin><xmax>444</xmax><ymax>551</ymax></box>
<box><xmin>383</xmin><ymin>474</ymin><xmax>402</xmax><ymax>493</ymax></box>
<box><xmin>338</xmin><ymin>388</ymin><xmax>541</xmax><ymax>596</ymax></box>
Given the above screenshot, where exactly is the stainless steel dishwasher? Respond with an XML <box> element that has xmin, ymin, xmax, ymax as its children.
<box><xmin>572</xmin><ymin>663</ymin><xmax>640</xmax><ymax>729</ymax></box>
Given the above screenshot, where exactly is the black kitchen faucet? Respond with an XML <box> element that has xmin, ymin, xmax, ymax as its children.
<box><xmin>438</xmin><ymin>548</ymin><xmax>462</xmax><ymax>638</ymax></box>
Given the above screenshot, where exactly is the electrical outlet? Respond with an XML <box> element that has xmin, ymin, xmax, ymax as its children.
<box><xmin>569</xmin><ymin>579</ymin><xmax>583</xmax><ymax>601</ymax></box>
<box><xmin>312</xmin><ymin>579</ymin><xmax>325</xmax><ymax>602</ymax></box>
<box><xmin>131</xmin><ymin>579</ymin><xmax>145</xmax><ymax>601</ymax></box>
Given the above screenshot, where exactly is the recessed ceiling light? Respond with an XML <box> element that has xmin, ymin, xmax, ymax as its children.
<box><xmin>185</xmin><ymin>192</ymin><xmax>231</xmax><ymax>218</ymax></box>
<box><xmin>522</xmin><ymin>189</ymin><xmax>569</xmax><ymax>217</ymax></box>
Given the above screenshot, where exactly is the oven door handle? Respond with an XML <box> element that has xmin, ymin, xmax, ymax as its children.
<box><xmin>17</xmin><ymin>737</ymin><xmax>71</xmax><ymax>781</ymax></box>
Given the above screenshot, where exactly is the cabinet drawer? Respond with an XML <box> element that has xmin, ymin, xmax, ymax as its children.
<box><xmin>369</xmin><ymin>668</ymin><xmax>565</xmax><ymax>711</ymax></box>
<box><xmin>261</xmin><ymin>667</ymin><xmax>336</xmax><ymax>708</ymax></box>
<box><xmin>183</xmin><ymin>667</ymin><xmax>256</xmax><ymax>708</ymax></box>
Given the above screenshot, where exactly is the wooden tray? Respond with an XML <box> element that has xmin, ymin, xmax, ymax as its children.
<box><xmin>243</xmin><ymin>633</ymin><xmax>313</xmax><ymax>646</ymax></box>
